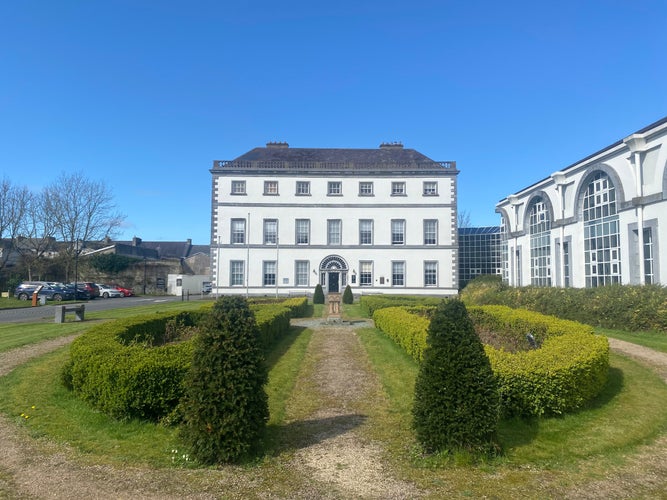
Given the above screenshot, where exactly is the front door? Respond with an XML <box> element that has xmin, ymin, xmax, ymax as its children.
<box><xmin>328</xmin><ymin>272</ymin><xmax>339</xmax><ymax>293</ymax></box>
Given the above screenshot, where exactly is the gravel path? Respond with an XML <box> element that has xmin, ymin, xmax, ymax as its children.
<box><xmin>1</xmin><ymin>323</ymin><xmax>667</xmax><ymax>498</ymax></box>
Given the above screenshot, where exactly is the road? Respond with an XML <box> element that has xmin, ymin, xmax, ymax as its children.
<box><xmin>0</xmin><ymin>295</ymin><xmax>208</xmax><ymax>323</ymax></box>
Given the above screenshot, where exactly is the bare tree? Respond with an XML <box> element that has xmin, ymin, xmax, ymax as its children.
<box><xmin>15</xmin><ymin>190</ymin><xmax>59</xmax><ymax>280</ymax></box>
<box><xmin>457</xmin><ymin>209</ymin><xmax>472</xmax><ymax>229</ymax></box>
<box><xmin>0</xmin><ymin>178</ymin><xmax>30</xmax><ymax>273</ymax></box>
<box><xmin>44</xmin><ymin>172</ymin><xmax>126</xmax><ymax>281</ymax></box>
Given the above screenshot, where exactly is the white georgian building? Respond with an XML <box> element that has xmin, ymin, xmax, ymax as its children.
<box><xmin>497</xmin><ymin>116</ymin><xmax>667</xmax><ymax>288</ymax></box>
<box><xmin>210</xmin><ymin>142</ymin><xmax>459</xmax><ymax>296</ymax></box>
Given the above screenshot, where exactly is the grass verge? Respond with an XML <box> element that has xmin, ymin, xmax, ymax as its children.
<box><xmin>597</xmin><ymin>327</ymin><xmax>667</xmax><ymax>353</ymax></box>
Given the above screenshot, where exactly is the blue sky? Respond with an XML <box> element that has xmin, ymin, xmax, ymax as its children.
<box><xmin>2</xmin><ymin>1</ymin><xmax>666</xmax><ymax>244</ymax></box>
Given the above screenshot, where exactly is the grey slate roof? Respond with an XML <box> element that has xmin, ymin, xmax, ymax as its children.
<box><xmin>213</xmin><ymin>143</ymin><xmax>456</xmax><ymax>174</ymax></box>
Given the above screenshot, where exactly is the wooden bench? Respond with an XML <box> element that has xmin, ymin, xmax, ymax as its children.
<box><xmin>55</xmin><ymin>304</ymin><xmax>85</xmax><ymax>323</ymax></box>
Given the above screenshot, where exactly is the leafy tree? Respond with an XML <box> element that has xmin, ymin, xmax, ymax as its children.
<box><xmin>313</xmin><ymin>283</ymin><xmax>324</xmax><ymax>304</ymax></box>
<box><xmin>180</xmin><ymin>296</ymin><xmax>268</xmax><ymax>464</ymax></box>
<box><xmin>342</xmin><ymin>284</ymin><xmax>353</xmax><ymax>304</ymax></box>
<box><xmin>412</xmin><ymin>299</ymin><xmax>500</xmax><ymax>454</ymax></box>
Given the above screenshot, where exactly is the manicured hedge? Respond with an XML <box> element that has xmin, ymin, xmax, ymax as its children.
<box><xmin>360</xmin><ymin>295</ymin><xmax>443</xmax><ymax>316</ymax></box>
<box><xmin>373</xmin><ymin>306</ymin><xmax>430</xmax><ymax>361</ymax></box>
<box><xmin>62</xmin><ymin>297</ymin><xmax>307</xmax><ymax>422</ymax></box>
<box><xmin>373</xmin><ymin>303</ymin><xmax>609</xmax><ymax>417</ymax></box>
<box><xmin>461</xmin><ymin>276</ymin><xmax>667</xmax><ymax>333</ymax></box>
<box><xmin>61</xmin><ymin>311</ymin><xmax>198</xmax><ymax>421</ymax></box>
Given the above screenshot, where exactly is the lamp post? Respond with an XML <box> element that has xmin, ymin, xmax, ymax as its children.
<box><xmin>143</xmin><ymin>257</ymin><xmax>147</xmax><ymax>294</ymax></box>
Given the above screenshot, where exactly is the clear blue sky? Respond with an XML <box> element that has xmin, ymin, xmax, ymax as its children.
<box><xmin>2</xmin><ymin>1</ymin><xmax>666</xmax><ymax>244</ymax></box>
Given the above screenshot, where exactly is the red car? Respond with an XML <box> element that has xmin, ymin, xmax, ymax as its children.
<box><xmin>113</xmin><ymin>285</ymin><xmax>134</xmax><ymax>297</ymax></box>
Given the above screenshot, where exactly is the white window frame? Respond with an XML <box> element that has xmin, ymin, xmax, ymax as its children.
<box><xmin>327</xmin><ymin>219</ymin><xmax>342</xmax><ymax>245</ymax></box>
<box><xmin>423</xmin><ymin>181</ymin><xmax>438</xmax><ymax>196</ymax></box>
<box><xmin>263</xmin><ymin>219</ymin><xmax>278</xmax><ymax>245</ymax></box>
<box><xmin>359</xmin><ymin>219</ymin><xmax>373</xmax><ymax>245</ymax></box>
<box><xmin>359</xmin><ymin>261</ymin><xmax>373</xmax><ymax>286</ymax></box>
<box><xmin>423</xmin><ymin>219</ymin><xmax>437</xmax><ymax>245</ymax></box>
<box><xmin>296</xmin><ymin>181</ymin><xmax>310</xmax><ymax>195</ymax></box>
<box><xmin>263</xmin><ymin>261</ymin><xmax>276</xmax><ymax>286</ymax></box>
<box><xmin>230</xmin><ymin>260</ymin><xmax>245</xmax><ymax>286</ymax></box>
<box><xmin>295</xmin><ymin>219</ymin><xmax>310</xmax><ymax>245</ymax></box>
<box><xmin>295</xmin><ymin>260</ymin><xmax>309</xmax><ymax>287</ymax></box>
<box><xmin>391</xmin><ymin>181</ymin><xmax>406</xmax><ymax>196</ymax></box>
<box><xmin>359</xmin><ymin>181</ymin><xmax>374</xmax><ymax>196</ymax></box>
<box><xmin>231</xmin><ymin>180</ymin><xmax>246</xmax><ymax>195</ymax></box>
<box><xmin>391</xmin><ymin>219</ymin><xmax>405</xmax><ymax>245</ymax></box>
<box><xmin>424</xmin><ymin>261</ymin><xmax>437</xmax><ymax>286</ymax></box>
<box><xmin>392</xmin><ymin>261</ymin><xmax>405</xmax><ymax>286</ymax></box>
<box><xmin>264</xmin><ymin>180</ymin><xmax>279</xmax><ymax>195</ymax></box>
<box><xmin>328</xmin><ymin>181</ymin><xmax>342</xmax><ymax>196</ymax></box>
<box><xmin>230</xmin><ymin>218</ymin><xmax>246</xmax><ymax>244</ymax></box>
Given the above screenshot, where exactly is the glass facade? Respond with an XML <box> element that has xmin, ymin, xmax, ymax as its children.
<box><xmin>529</xmin><ymin>197</ymin><xmax>551</xmax><ymax>286</ymax></box>
<box><xmin>458</xmin><ymin>226</ymin><xmax>501</xmax><ymax>290</ymax></box>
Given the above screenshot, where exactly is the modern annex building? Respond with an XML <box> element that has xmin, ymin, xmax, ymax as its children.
<box><xmin>457</xmin><ymin>226</ymin><xmax>501</xmax><ymax>290</ymax></box>
<box><xmin>496</xmin><ymin>116</ymin><xmax>667</xmax><ymax>288</ymax></box>
<box><xmin>210</xmin><ymin>142</ymin><xmax>459</xmax><ymax>296</ymax></box>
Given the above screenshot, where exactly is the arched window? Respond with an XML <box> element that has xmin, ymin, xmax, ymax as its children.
<box><xmin>528</xmin><ymin>197</ymin><xmax>551</xmax><ymax>286</ymax></box>
<box><xmin>583</xmin><ymin>172</ymin><xmax>621</xmax><ymax>286</ymax></box>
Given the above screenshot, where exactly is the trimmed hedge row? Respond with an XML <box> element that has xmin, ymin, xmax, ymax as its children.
<box><xmin>372</xmin><ymin>306</ymin><xmax>430</xmax><ymax>361</ymax></box>
<box><xmin>62</xmin><ymin>298</ymin><xmax>307</xmax><ymax>422</ymax></box>
<box><xmin>372</xmin><ymin>304</ymin><xmax>609</xmax><ymax>417</ymax></box>
<box><xmin>360</xmin><ymin>295</ymin><xmax>443</xmax><ymax>316</ymax></box>
<box><xmin>62</xmin><ymin>311</ymin><xmax>197</xmax><ymax>421</ymax></box>
<box><xmin>461</xmin><ymin>276</ymin><xmax>667</xmax><ymax>333</ymax></box>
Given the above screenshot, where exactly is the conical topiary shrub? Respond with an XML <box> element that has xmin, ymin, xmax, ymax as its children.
<box><xmin>180</xmin><ymin>296</ymin><xmax>268</xmax><ymax>464</ymax></box>
<box><xmin>412</xmin><ymin>299</ymin><xmax>500</xmax><ymax>454</ymax></box>
<box><xmin>342</xmin><ymin>284</ymin><xmax>353</xmax><ymax>304</ymax></box>
<box><xmin>313</xmin><ymin>283</ymin><xmax>325</xmax><ymax>304</ymax></box>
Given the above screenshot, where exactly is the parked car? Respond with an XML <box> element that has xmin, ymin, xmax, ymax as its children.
<box><xmin>68</xmin><ymin>282</ymin><xmax>100</xmax><ymax>299</ymax></box>
<box><xmin>97</xmin><ymin>284</ymin><xmax>122</xmax><ymax>298</ymax></box>
<box><xmin>63</xmin><ymin>284</ymin><xmax>92</xmax><ymax>300</ymax></box>
<box><xmin>14</xmin><ymin>281</ymin><xmax>49</xmax><ymax>300</ymax></box>
<box><xmin>15</xmin><ymin>283</ymin><xmax>74</xmax><ymax>302</ymax></box>
<box><xmin>202</xmin><ymin>281</ymin><xmax>212</xmax><ymax>294</ymax></box>
<box><xmin>112</xmin><ymin>284</ymin><xmax>134</xmax><ymax>297</ymax></box>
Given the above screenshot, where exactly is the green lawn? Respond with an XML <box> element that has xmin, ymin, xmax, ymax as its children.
<box><xmin>1</xmin><ymin>299</ymin><xmax>667</xmax><ymax>497</ymax></box>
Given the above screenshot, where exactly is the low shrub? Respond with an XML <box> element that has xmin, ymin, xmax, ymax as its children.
<box><xmin>342</xmin><ymin>285</ymin><xmax>353</xmax><ymax>304</ymax></box>
<box><xmin>313</xmin><ymin>284</ymin><xmax>324</xmax><ymax>304</ymax></box>
<box><xmin>372</xmin><ymin>306</ymin><xmax>430</xmax><ymax>361</ymax></box>
<box><xmin>360</xmin><ymin>295</ymin><xmax>442</xmax><ymax>316</ymax></box>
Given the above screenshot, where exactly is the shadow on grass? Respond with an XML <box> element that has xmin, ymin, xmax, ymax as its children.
<box><xmin>498</xmin><ymin>366</ymin><xmax>624</xmax><ymax>451</ymax></box>
<box><xmin>264</xmin><ymin>413</ymin><xmax>368</xmax><ymax>456</ymax></box>
<box><xmin>264</xmin><ymin>326</ymin><xmax>307</xmax><ymax>372</ymax></box>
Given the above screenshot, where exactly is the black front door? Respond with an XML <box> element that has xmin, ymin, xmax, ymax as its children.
<box><xmin>328</xmin><ymin>272</ymin><xmax>339</xmax><ymax>293</ymax></box>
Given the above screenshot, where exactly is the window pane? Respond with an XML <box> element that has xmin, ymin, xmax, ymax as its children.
<box><xmin>360</xmin><ymin>261</ymin><xmax>372</xmax><ymax>286</ymax></box>
<box><xmin>392</xmin><ymin>261</ymin><xmax>405</xmax><ymax>286</ymax></box>
<box><xmin>295</xmin><ymin>260</ymin><xmax>309</xmax><ymax>286</ymax></box>
<box><xmin>328</xmin><ymin>219</ymin><xmax>341</xmax><ymax>245</ymax></box>
<box><xmin>231</xmin><ymin>181</ymin><xmax>246</xmax><ymax>194</ymax></box>
<box><xmin>230</xmin><ymin>261</ymin><xmax>244</xmax><ymax>286</ymax></box>
<box><xmin>328</xmin><ymin>181</ymin><xmax>342</xmax><ymax>195</ymax></box>
<box><xmin>359</xmin><ymin>182</ymin><xmax>373</xmax><ymax>195</ymax></box>
<box><xmin>231</xmin><ymin>219</ymin><xmax>246</xmax><ymax>244</ymax></box>
<box><xmin>263</xmin><ymin>261</ymin><xmax>276</xmax><ymax>286</ymax></box>
<box><xmin>296</xmin><ymin>219</ymin><xmax>310</xmax><ymax>244</ymax></box>
<box><xmin>264</xmin><ymin>181</ymin><xmax>279</xmax><ymax>195</ymax></box>
<box><xmin>423</xmin><ymin>181</ymin><xmax>437</xmax><ymax>195</ymax></box>
<box><xmin>391</xmin><ymin>220</ymin><xmax>405</xmax><ymax>245</ymax></box>
<box><xmin>296</xmin><ymin>181</ymin><xmax>310</xmax><ymax>195</ymax></box>
<box><xmin>359</xmin><ymin>219</ymin><xmax>373</xmax><ymax>245</ymax></box>
<box><xmin>424</xmin><ymin>261</ymin><xmax>437</xmax><ymax>286</ymax></box>
<box><xmin>424</xmin><ymin>220</ymin><xmax>437</xmax><ymax>245</ymax></box>
<box><xmin>264</xmin><ymin>220</ymin><xmax>277</xmax><ymax>244</ymax></box>
<box><xmin>391</xmin><ymin>182</ymin><xmax>405</xmax><ymax>195</ymax></box>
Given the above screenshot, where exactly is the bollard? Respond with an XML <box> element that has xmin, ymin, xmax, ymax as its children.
<box><xmin>31</xmin><ymin>292</ymin><xmax>38</xmax><ymax>307</ymax></box>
